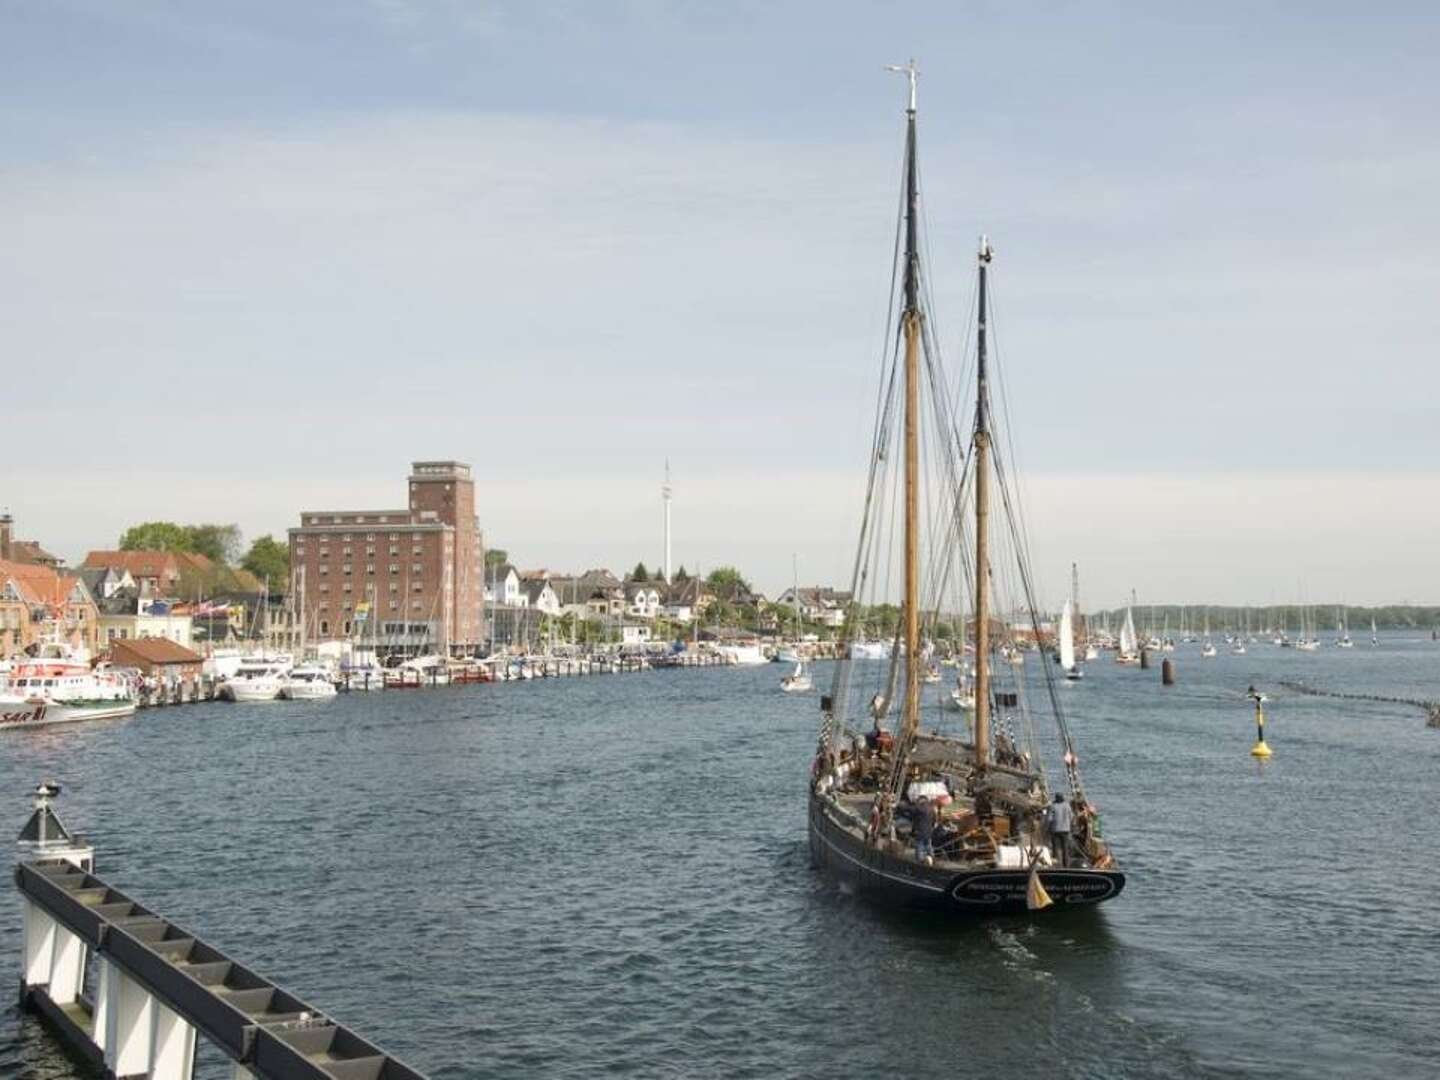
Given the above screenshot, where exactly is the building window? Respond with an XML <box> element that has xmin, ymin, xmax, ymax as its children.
<box><xmin>366</xmin><ymin>547</ymin><xmax>375</xmax><ymax>556</ymax></box>
<box><xmin>412</xmin><ymin>583</ymin><xmax>423</xmax><ymax>593</ymax></box>
<box><xmin>412</xmin><ymin>546</ymin><xmax>423</xmax><ymax>556</ymax></box>
<box><xmin>412</xmin><ymin>563</ymin><xmax>422</xmax><ymax>574</ymax></box>
<box><xmin>342</xmin><ymin>533</ymin><xmax>352</xmax><ymax>541</ymax></box>
<box><xmin>389</xmin><ymin>582</ymin><xmax>398</xmax><ymax>593</ymax></box>
<box><xmin>390</xmin><ymin>564</ymin><xmax>399</xmax><ymax>573</ymax></box>
<box><xmin>389</xmin><ymin>546</ymin><xmax>398</xmax><ymax>555</ymax></box>
<box><xmin>411</xmin><ymin>600</ymin><xmax>422</xmax><ymax>611</ymax></box>
<box><xmin>319</xmin><ymin>583</ymin><xmax>329</xmax><ymax>593</ymax></box>
<box><xmin>389</xmin><ymin>600</ymin><xmax>398</xmax><ymax>611</ymax></box>
<box><xmin>343</xmin><ymin>583</ymin><xmax>352</xmax><ymax>593</ymax></box>
<box><xmin>320</xmin><ymin>567</ymin><xmax>329</xmax><ymax>576</ymax></box>
<box><xmin>366</xmin><ymin>534</ymin><xmax>375</xmax><ymax>541</ymax></box>
<box><xmin>342</xmin><ymin>547</ymin><xmax>352</xmax><ymax>557</ymax></box>
<box><xmin>343</xmin><ymin>565</ymin><xmax>352</xmax><ymax>574</ymax></box>
<box><xmin>321</xmin><ymin>620</ymin><xmax>329</xmax><ymax>634</ymax></box>
<box><xmin>367</xmin><ymin>564</ymin><xmax>375</xmax><ymax>575</ymax></box>
<box><xmin>320</xmin><ymin>601</ymin><xmax>329</xmax><ymax>610</ymax></box>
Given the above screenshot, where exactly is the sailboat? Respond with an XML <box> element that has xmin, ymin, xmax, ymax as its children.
<box><xmin>781</xmin><ymin>661</ymin><xmax>813</xmax><ymax>693</ymax></box>
<box><xmin>1336</xmin><ymin>606</ymin><xmax>1353</xmax><ymax>648</ymax></box>
<box><xmin>1200</xmin><ymin>609</ymin><xmax>1217</xmax><ymax>658</ymax></box>
<box><xmin>1116</xmin><ymin>606</ymin><xmax>1140</xmax><ymax>664</ymax></box>
<box><xmin>808</xmin><ymin>66</ymin><xmax>1123</xmax><ymax>915</ymax></box>
<box><xmin>1059</xmin><ymin>599</ymin><xmax>1082</xmax><ymax>681</ymax></box>
<box><xmin>1371</xmin><ymin>617</ymin><xmax>1379</xmax><ymax>647</ymax></box>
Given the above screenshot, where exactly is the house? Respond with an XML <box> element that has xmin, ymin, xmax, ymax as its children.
<box><xmin>775</xmin><ymin>586</ymin><xmax>851</xmax><ymax>628</ymax></box>
<box><xmin>484</xmin><ymin>563</ymin><xmax>524</xmax><ymax>608</ymax></box>
<box><xmin>621</xmin><ymin>624</ymin><xmax>652</xmax><ymax>645</ymax></box>
<box><xmin>95</xmin><ymin>592</ymin><xmax>195</xmax><ymax>649</ymax></box>
<box><xmin>78</xmin><ymin>566</ymin><xmax>137</xmax><ymax>601</ymax></box>
<box><xmin>109</xmin><ymin>637</ymin><xmax>205</xmax><ymax>680</ymax></box>
<box><xmin>0</xmin><ymin>559</ymin><xmax>100</xmax><ymax>658</ymax></box>
<box><xmin>82</xmin><ymin>550</ymin><xmax>184</xmax><ymax>596</ymax></box>
<box><xmin>0</xmin><ymin>513</ymin><xmax>64</xmax><ymax>568</ymax></box>
<box><xmin>551</xmin><ymin>570</ymin><xmax>625</xmax><ymax>620</ymax></box>
<box><xmin>625</xmin><ymin>582</ymin><xmax>663</xmax><ymax>620</ymax></box>
<box><xmin>660</xmin><ymin>578</ymin><xmax>706</xmax><ymax>624</ymax></box>
<box><xmin>521</xmin><ymin>576</ymin><xmax>563</xmax><ymax>616</ymax></box>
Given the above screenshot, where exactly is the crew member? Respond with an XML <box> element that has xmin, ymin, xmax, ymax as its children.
<box><xmin>1047</xmin><ymin>793</ymin><xmax>1073</xmax><ymax>867</ymax></box>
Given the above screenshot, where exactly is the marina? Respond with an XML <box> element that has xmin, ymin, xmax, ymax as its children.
<box><xmin>3</xmin><ymin>638</ymin><xmax>1437</xmax><ymax>1078</ymax></box>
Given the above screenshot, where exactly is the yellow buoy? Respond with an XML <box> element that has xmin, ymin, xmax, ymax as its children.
<box><xmin>1247</xmin><ymin>687</ymin><xmax>1272</xmax><ymax>758</ymax></box>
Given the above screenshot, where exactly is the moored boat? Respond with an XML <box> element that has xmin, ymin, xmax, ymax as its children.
<box><xmin>0</xmin><ymin>642</ymin><xmax>136</xmax><ymax>730</ymax></box>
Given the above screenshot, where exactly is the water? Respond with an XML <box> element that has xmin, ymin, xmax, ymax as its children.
<box><xmin>2</xmin><ymin>638</ymin><xmax>1437</xmax><ymax>1078</ymax></box>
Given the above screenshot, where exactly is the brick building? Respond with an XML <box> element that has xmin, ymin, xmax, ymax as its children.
<box><xmin>288</xmin><ymin>461</ymin><xmax>483</xmax><ymax>653</ymax></box>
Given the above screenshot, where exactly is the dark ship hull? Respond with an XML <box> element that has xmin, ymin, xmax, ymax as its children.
<box><xmin>809</xmin><ymin>794</ymin><xmax>1124</xmax><ymax>915</ymax></box>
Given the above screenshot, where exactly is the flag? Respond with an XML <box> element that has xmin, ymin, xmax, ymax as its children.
<box><xmin>1026</xmin><ymin>861</ymin><xmax>1053</xmax><ymax>911</ymax></box>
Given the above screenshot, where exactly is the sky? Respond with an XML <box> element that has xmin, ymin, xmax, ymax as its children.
<box><xmin>3</xmin><ymin>2</ymin><xmax>1439</xmax><ymax>606</ymax></box>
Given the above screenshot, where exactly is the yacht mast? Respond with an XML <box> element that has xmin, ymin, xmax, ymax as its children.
<box><xmin>896</xmin><ymin>60</ymin><xmax>922</xmax><ymax>743</ymax></box>
<box><xmin>973</xmin><ymin>236</ymin><xmax>994</xmax><ymax>770</ymax></box>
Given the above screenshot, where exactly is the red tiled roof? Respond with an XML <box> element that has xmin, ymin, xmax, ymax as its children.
<box><xmin>83</xmin><ymin>550</ymin><xmax>180</xmax><ymax>579</ymax></box>
<box><xmin>0</xmin><ymin>559</ymin><xmax>86</xmax><ymax>609</ymax></box>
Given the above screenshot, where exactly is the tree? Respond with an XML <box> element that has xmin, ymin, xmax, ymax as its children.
<box><xmin>118</xmin><ymin>521</ymin><xmax>242</xmax><ymax>564</ymax></box>
<box><xmin>631</xmin><ymin>562</ymin><xmax>650</xmax><ymax>582</ymax></box>
<box><xmin>674</xmin><ymin>565</ymin><xmax>689</xmax><ymax>582</ymax></box>
<box><xmin>187</xmin><ymin>523</ymin><xmax>242</xmax><ymax>564</ymax></box>
<box><xmin>119</xmin><ymin>521</ymin><xmax>192</xmax><ymax>553</ymax></box>
<box><xmin>485</xmin><ymin>549</ymin><xmax>509</xmax><ymax>569</ymax></box>
<box><xmin>706</xmin><ymin>566</ymin><xmax>751</xmax><ymax>599</ymax></box>
<box><xmin>242</xmin><ymin>536</ymin><xmax>290</xmax><ymax>591</ymax></box>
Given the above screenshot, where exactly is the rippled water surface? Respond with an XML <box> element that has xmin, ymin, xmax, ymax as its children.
<box><xmin>2</xmin><ymin>637</ymin><xmax>1437</xmax><ymax>1078</ymax></box>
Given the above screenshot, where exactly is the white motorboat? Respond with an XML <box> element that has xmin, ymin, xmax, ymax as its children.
<box><xmin>388</xmin><ymin>654</ymin><xmax>452</xmax><ymax>686</ymax></box>
<box><xmin>1200</xmin><ymin>641</ymin><xmax>1218</xmax><ymax>658</ymax></box>
<box><xmin>0</xmin><ymin>642</ymin><xmax>136</xmax><ymax>730</ymax></box>
<box><xmin>281</xmin><ymin>663</ymin><xmax>338</xmax><ymax>700</ymax></box>
<box><xmin>847</xmin><ymin>640</ymin><xmax>889</xmax><ymax>661</ymax></box>
<box><xmin>780</xmin><ymin>661</ymin><xmax>813</xmax><ymax>693</ymax></box>
<box><xmin>717</xmin><ymin>643</ymin><xmax>768</xmax><ymax>666</ymax></box>
<box><xmin>219</xmin><ymin>657</ymin><xmax>293</xmax><ymax>702</ymax></box>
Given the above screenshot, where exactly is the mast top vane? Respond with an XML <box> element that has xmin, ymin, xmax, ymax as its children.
<box><xmin>885</xmin><ymin>59</ymin><xmax>918</xmax><ymax>113</ymax></box>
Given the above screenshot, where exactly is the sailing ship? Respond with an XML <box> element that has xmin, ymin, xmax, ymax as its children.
<box><xmin>1335</xmin><ymin>607</ymin><xmax>1353</xmax><ymax>648</ymax></box>
<box><xmin>781</xmin><ymin>661</ymin><xmax>814</xmax><ymax>693</ymax></box>
<box><xmin>808</xmin><ymin>66</ymin><xmax>1123</xmax><ymax>915</ymax></box>
<box><xmin>1371</xmin><ymin>617</ymin><xmax>1379</xmax><ymax>647</ymax></box>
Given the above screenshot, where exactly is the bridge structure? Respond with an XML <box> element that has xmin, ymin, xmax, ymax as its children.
<box><xmin>15</xmin><ymin>784</ymin><xmax>428</xmax><ymax>1080</ymax></box>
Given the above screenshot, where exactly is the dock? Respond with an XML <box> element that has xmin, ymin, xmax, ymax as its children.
<box><xmin>15</xmin><ymin>784</ymin><xmax>428</xmax><ymax>1079</ymax></box>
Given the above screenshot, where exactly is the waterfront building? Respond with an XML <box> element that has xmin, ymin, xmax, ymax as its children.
<box><xmin>520</xmin><ymin>575</ymin><xmax>563</xmax><ymax>616</ymax></box>
<box><xmin>95</xmin><ymin>593</ymin><xmax>195</xmax><ymax>649</ymax></box>
<box><xmin>660</xmin><ymin>578</ymin><xmax>705</xmax><ymax>624</ymax></box>
<box><xmin>110</xmin><ymin>636</ymin><xmax>205</xmax><ymax>680</ymax></box>
<box><xmin>289</xmin><ymin>461</ymin><xmax>483</xmax><ymax>653</ymax></box>
<box><xmin>774</xmin><ymin>586</ymin><xmax>851</xmax><ymax>628</ymax></box>
<box><xmin>0</xmin><ymin>559</ymin><xmax>99</xmax><ymax>658</ymax></box>
<box><xmin>485</xmin><ymin>564</ymin><xmax>523</xmax><ymax>608</ymax></box>
<box><xmin>625</xmin><ymin>582</ymin><xmax>663</xmax><ymax>620</ymax></box>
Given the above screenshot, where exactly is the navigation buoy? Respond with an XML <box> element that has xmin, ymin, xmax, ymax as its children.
<box><xmin>1247</xmin><ymin>687</ymin><xmax>1272</xmax><ymax>758</ymax></box>
<box><xmin>1140</xmin><ymin>649</ymin><xmax>1151</xmax><ymax>670</ymax></box>
<box><xmin>1161</xmin><ymin>658</ymin><xmax>1175</xmax><ymax>686</ymax></box>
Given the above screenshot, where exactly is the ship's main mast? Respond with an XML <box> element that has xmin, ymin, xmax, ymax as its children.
<box><xmin>973</xmin><ymin>237</ymin><xmax>994</xmax><ymax>770</ymax></box>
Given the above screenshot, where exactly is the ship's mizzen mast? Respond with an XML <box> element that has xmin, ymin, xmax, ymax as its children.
<box><xmin>973</xmin><ymin>236</ymin><xmax>994</xmax><ymax>770</ymax></box>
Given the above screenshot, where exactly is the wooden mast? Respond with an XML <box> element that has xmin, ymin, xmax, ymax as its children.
<box><xmin>973</xmin><ymin>236</ymin><xmax>994</xmax><ymax>770</ymax></box>
<box><xmin>899</xmin><ymin>64</ymin><xmax>922</xmax><ymax>746</ymax></box>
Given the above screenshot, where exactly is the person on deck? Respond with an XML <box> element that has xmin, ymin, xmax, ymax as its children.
<box><xmin>1047</xmin><ymin>793</ymin><xmax>1073</xmax><ymax>867</ymax></box>
<box><xmin>912</xmin><ymin>795</ymin><xmax>936</xmax><ymax>862</ymax></box>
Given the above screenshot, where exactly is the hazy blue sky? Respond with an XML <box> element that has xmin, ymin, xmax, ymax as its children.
<box><xmin>4</xmin><ymin>2</ymin><xmax>1438</xmax><ymax>605</ymax></box>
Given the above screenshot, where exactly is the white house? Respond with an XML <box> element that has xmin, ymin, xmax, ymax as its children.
<box><xmin>776</xmin><ymin>586</ymin><xmax>850</xmax><ymax>628</ymax></box>
<box><xmin>521</xmin><ymin>576</ymin><xmax>563</xmax><ymax>616</ymax></box>
<box><xmin>625</xmin><ymin>583</ymin><xmax>662</xmax><ymax>620</ymax></box>
<box><xmin>485</xmin><ymin>564</ymin><xmax>524</xmax><ymax>608</ymax></box>
<box><xmin>621</xmin><ymin>624</ymin><xmax>652</xmax><ymax>645</ymax></box>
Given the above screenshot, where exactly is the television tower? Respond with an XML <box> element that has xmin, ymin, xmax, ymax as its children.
<box><xmin>662</xmin><ymin>460</ymin><xmax>673</xmax><ymax>583</ymax></box>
